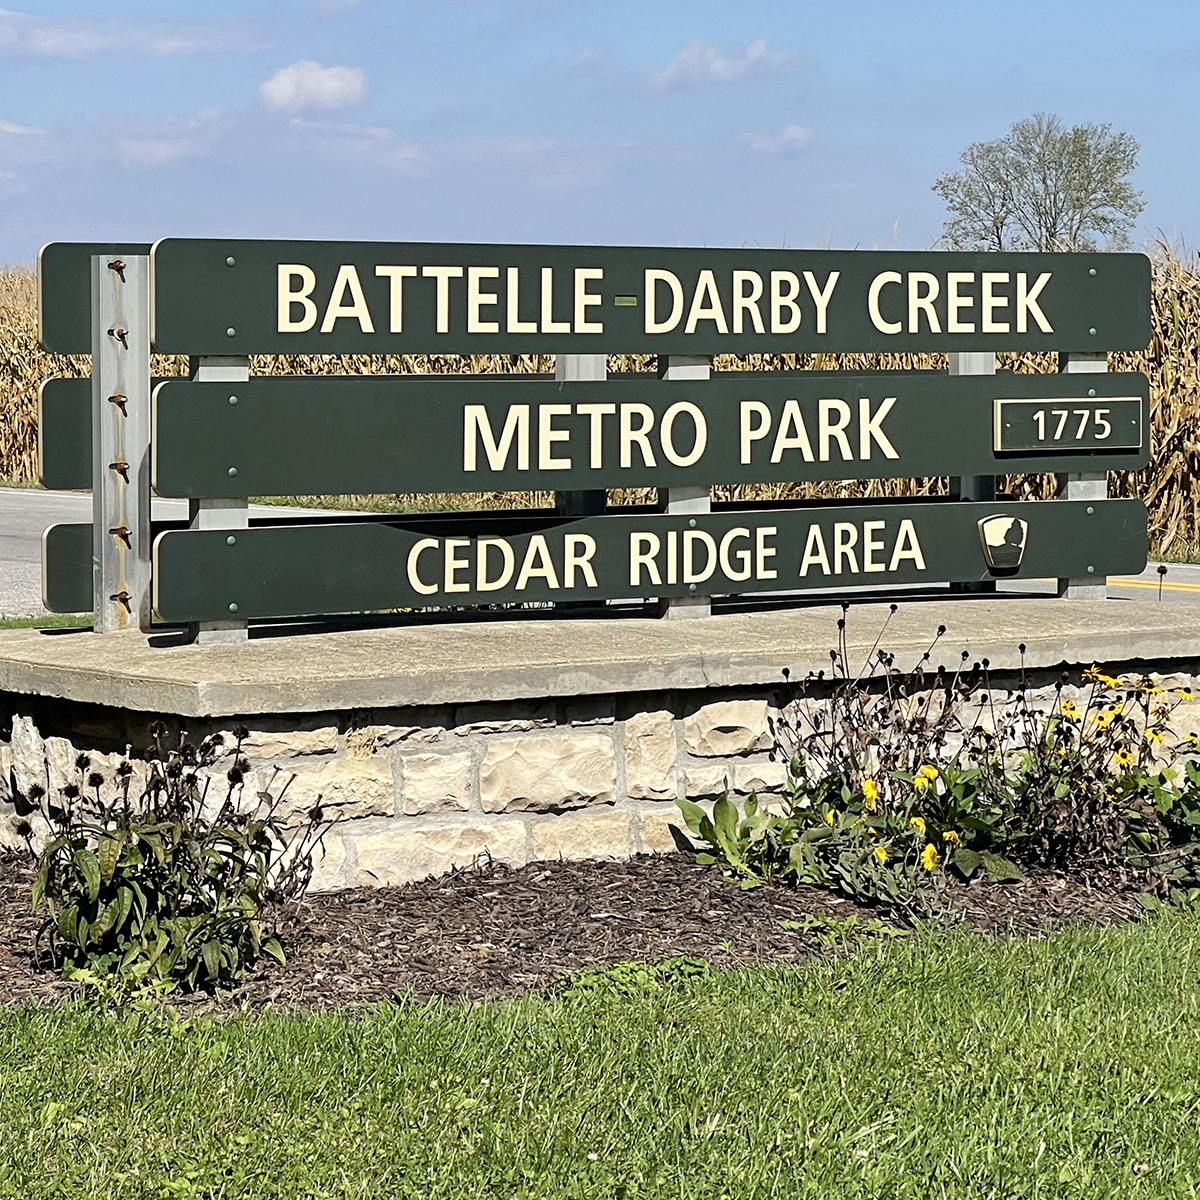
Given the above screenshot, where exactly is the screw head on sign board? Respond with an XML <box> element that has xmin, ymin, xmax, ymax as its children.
<box><xmin>226</xmin><ymin>257</ymin><xmax>236</xmax><ymax>267</ymax></box>
<box><xmin>228</xmin><ymin>395</ymin><xmax>238</xmax><ymax>406</ymax></box>
<box><xmin>226</xmin><ymin>536</ymin><xmax>237</xmax><ymax>546</ymax></box>
<box><xmin>1089</xmin><ymin>268</ymin><xmax>1097</xmax><ymax>276</ymax></box>
<box><xmin>1089</xmin><ymin>328</ymin><xmax>1097</xmax><ymax>336</ymax></box>
<box><xmin>228</xmin><ymin>603</ymin><xmax>239</xmax><ymax>614</ymax></box>
<box><xmin>228</xmin><ymin>467</ymin><xmax>238</xmax><ymax>478</ymax></box>
<box><xmin>226</xmin><ymin>327</ymin><xmax>236</xmax><ymax>337</ymax></box>
<box><xmin>1086</xmin><ymin>566</ymin><xmax>1095</xmax><ymax>574</ymax></box>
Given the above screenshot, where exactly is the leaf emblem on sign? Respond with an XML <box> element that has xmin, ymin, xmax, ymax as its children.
<box><xmin>977</xmin><ymin>515</ymin><xmax>1029</xmax><ymax>574</ymax></box>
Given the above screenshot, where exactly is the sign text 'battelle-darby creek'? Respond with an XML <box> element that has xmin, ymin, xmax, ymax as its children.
<box><xmin>148</xmin><ymin>241</ymin><xmax>1152</xmax><ymax>355</ymax></box>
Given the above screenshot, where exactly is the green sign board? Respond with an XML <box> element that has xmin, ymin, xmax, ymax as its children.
<box><xmin>150</xmin><ymin>500</ymin><xmax>1146</xmax><ymax>622</ymax></box>
<box><xmin>149</xmin><ymin>239</ymin><xmax>1152</xmax><ymax>356</ymax></box>
<box><xmin>37</xmin><ymin>242</ymin><xmax>151</xmax><ymax>353</ymax></box>
<box><xmin>150</xmin><ymin>371</ymin><xmax>1149</xmax><ymax>498</ymax></box>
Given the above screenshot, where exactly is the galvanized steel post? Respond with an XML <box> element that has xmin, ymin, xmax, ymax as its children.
<box><xmin>90</xmin><ymin>253</ymin><xmax>151</xmax><ymax>632</ymax></box>
<box><xmin>187</xmin><ymin>355</ymin><xmax>250</xmax><ymax>643</ymax></box>
<box><xmin>1057</xmin><ymin>351</ymin><xmax>1109</xmax><ymax>599</ymax></box>
<box><xmin>658</xmin><ymin>354</ymin><xmax>712</xmax><ymax>618</ymax></box>
<box><xmin>948</xmin><ymin>351</ymin><xmax>997</xmax><ymax>594</ymax></box>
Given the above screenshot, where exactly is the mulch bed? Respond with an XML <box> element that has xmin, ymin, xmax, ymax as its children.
<box><xmin>0</xmin><ymin>850</ymin><xmax>1147</xmax><ymax>1009</ymax></box>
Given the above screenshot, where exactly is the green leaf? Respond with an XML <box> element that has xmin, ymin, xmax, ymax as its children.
<box><xmin>262</xmin><ymin>937</ymin><xmax>286</xmax><ymax>965</ymax></box>
<box><xmin>200</xmin><ymin>940</ymin><xmax>221</xmax><ymax>982</ymax></box>
<box><xmin>97</xmin><ymin>833</ymin><xmax>124</xmax><ymax>882</ymax></box>
<box><xmin>114</xmin><ymin>887</ymin><xmax>134</xmax><ymax>936</ymax></box>
<box><xmin>72</xmin><ymin>849</ymin><xmax>101</xmax><ymax>905</ymax></box>
<box><xmin>980</xmin><ymin>852</ymin><xmax>1025</xmax><ymax>883</ymax></box>
<box><xmin>950</xmin><ymin>848</ymin><xmax>984</xmax><ymax>880</ymax></box>
<box><xmin>675</xmin><ymin>798</ymin><xmax>709</xmax><ymax>837</ymax></box>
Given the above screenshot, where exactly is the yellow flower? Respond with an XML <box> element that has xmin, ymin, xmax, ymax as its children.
<box><xmin>1059</xmin><ymin>700</ymin><xmax>1080</xmax><ymax>719</ymax></box>
<box><xmin>918</xmin><ymin>764</ymin><xmax>939</xmax><ymax>781</ymax></box>
<box><xmin>920</xmin><ymin>844</ymin><xmax>938</xmax><ymax>871</ymax></box>
<box><xmin>909</xmin><ymin>816</ymin><xmax>926</xmax><ymax>834</ymax></box>
<box><xmin>873</xmin><ymin>845</ymin><xmax>889</xmax><ymax>865</ymax></box>
<box><xmin>1144</xmin><ymin>728</ymin><xmax>1165</xmax><ymax>745</ymax></box>
<box><xmin>1114</xmin><ymin>747</ymin><xmax>1134</xmax><ymax>768</ymax></box>
<box><xmin>862</xmin><ymin>778</ymin><xmax>880</xmax><ymax>808</ymax></box>
<box><xmin>943</xmin><ymin>830</ymin><xmax>960</xmax><ymax>845</ymax></box>
<box><xmin>1138</xmin><ymin>682</ymin><xmax>1164</xmax><ymax>696</ymax></box>
<box><xmin>1174</xmin><ymin>687</ymin><xmax>1197</xmax><ymax>702</ymax></box>
<box><xmin>824</xmin><ymin>809</ymin><xmax>837</xmax><ymax>826</ymax></box>
<box><xmin>1093</xmin><ymin>711</ymin><xmax>1114</xmax><ymax>729</ymax></box>
<box><xmin>1083</xmin><ymin>666</ymin><xmax>1119</xmax><ymax>688</ymax></box>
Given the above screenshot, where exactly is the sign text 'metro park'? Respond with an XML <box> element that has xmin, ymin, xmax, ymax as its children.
<box><xmin>148</xmin><ymin>372</ymin><xmax>1149</xmax><ymax>498</ymax></box>
<box><xmin>149</xmin><ymin>240</ymin><xmax>1152</xmax><ymax>356</ymax></box>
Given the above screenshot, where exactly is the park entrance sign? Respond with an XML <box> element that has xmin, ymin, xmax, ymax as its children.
<box><xmin>36</xmin><ymin>238</ymin><xmax>1152</xmax><ymax>640</ymax></box>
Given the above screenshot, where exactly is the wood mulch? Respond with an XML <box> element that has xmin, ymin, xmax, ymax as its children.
<box><xmin>0</xmin><ymin>850</ymin><xmax>1147</xmax><ymax>1010</ymax></box>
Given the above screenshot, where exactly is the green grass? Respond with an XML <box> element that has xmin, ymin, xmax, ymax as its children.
<box><xmin>0</xmin><ymin>614</ymin><xmax>89</xmax><ymax>630</ymax></box>
<box><xmin>4</xmin><ymin>916</ymin><xmax>1200</xmax><ymax>1198</ymax></box>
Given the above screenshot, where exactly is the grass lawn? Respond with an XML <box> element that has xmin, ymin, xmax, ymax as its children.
<box><xmin>0</xmin><ymin>615</ymin><xmax>89</xmax><ymax>630</ymax></box>
<box><xmin>2</xmin><ymin>916</ymin><xmax>1200</xmax><ymax>1199</ymax></box>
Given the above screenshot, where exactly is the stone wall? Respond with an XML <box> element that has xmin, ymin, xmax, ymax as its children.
<box><xmin>0</xmin><ymin>689</ymin><xmax>793</xmax><ymax>892</ymax></box>
<box><xmin>5</xmin><ymin>664</ymin><xmax>1200</xmax><ymax>893</ymax></box>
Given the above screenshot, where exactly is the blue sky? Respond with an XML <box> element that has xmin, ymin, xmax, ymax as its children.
<box><xmin>0</xmin><ymin>0</ymin><xmax>1195</xmax><ymax>265</ymax></box>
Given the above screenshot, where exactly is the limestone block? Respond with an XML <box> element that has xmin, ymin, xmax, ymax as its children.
<box><xmin>401</xmin><ymin>752</ymin><xmax>472</xmax><ymax>815</ymax></box>
<box><xmin>531</xmin><ymin>809</ymin><xmax>635</xmax><ymax>862</ymax></box>
<box><xmin>10</xmin><ymin>716</ymin><xmax>77</xmax><ymax>799</ymax></box>
<box><xmin>347</xmin><ymin>724</ymin><xmax>446</xmax><ymax>753</ymax></box>
<box><xmin>0</xmin><ymin>743</ymin><xmax>11</xmax><ymax>805</ymax></box>
<box><xmin>683</xmin><ymin>764</ymin><xmax>728</xmax><ymax>799</ymax></box>
<box><xmin>225</xmin><ymin>723</ymin><xmax>337</xmax><ymax>763</ymax></box>
<box><xmin>683</xmin><ymin>700</ymin><xmax>773</xmax><ymax>757</ymax></box>
<box><xmin>453</xmin><ymin>701</ymin><xmax>556</xmax><ymax>736</ymax></box>
<box><xmin>731</xmin><ymin>760</ymin><xmax>788</xmax><ymax>795</ymax></box>
<box><xmin>638</xmin><ymin>809</ymin><xmax>693</xmax><ymax>854</ymax></box>
<box><xmin>305</xmin><ymin>833</ymin><xmax>349</xmax><ymax>894</ymax></box>
<box><xmin>479</xmin><ymin>733</ymin><xmax>616</xmax><ymax>813</ymax></box>
<box><xmin>623</xmin><ymin>710</ymin><xmax>677</xmax><ymax>800</ymax></box>
<box><xmin>275</xmin><ymin>756</ymin><xmax>395</xmax><ymax>824</ymax></box>
<box><xmin>352</xmin><ymin>820</ymin><xmax>527</xmax><ymax>887</ymax></box>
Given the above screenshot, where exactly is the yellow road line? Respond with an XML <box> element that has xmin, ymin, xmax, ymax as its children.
<box><xmin>1110</xmin><ymin>577</ymin><xmax>1200</xmax><ymax>593</ymax></box>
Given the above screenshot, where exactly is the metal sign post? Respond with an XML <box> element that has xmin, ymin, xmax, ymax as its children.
<box><xmin>90</xmin><ymin>254</ymin><xmax>151</xmax><ymax>633</ymax></box>
<box><xmin>1057</xmin><ymin>351</ymin><xmax>1110</xmax><ymax>599</ymax></box>
<box><xmin>185</xmin><ymin>356</ymin><xmax>250</xmax><ymax>643</ymax></box>
<box><xmin>658</xmin><ymin>355</ymin><xmax>712</xmax><ymax>618</ymax></box>
<box><xmin>949</xmin><ymin>351</ymin><xmax>997</xmax><ymax>594</ymax></box>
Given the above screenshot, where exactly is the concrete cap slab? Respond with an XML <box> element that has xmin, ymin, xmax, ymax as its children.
<box><xmin>1</xmin><ymin>598</ymin><xmax>1197</xmax><ymax>718</ymax></box>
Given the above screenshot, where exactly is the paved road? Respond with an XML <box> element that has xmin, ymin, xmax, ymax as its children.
<box><xmin>1</xmin><ymin>487</ymin><xmax>1196</xmax><ymax>617</ymax></box>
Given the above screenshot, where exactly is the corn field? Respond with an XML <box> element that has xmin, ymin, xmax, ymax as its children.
<box><xmin>3</xmin><ymin>250</ymin><xmax>1199</xmax><ymax>556</ymax></box>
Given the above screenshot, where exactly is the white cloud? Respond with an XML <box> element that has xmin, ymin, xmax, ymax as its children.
<box><xmin>0</xmin><ymin>8</ymin><xmax>236</xmax><ymax>57</ymax></box>
<box><xmin>259</xmin><ymin>61</ymin><xmax>368</xmax><ymax>114</ymax></box>
<box><xmin>0</xmin><ymin>117</ymin><xmax>40</xmax><ymax>135</ymax></box>
<box><xmin>114</xmin><ymin>107</ymin><xmax>233</xmax><ymax>170</ymax></box>
<box><xmin>645</xmin><ymin>39</ymin><xmax>798</xmax><ymax>90</ymax></box>
<box><xmin>739</xmin><ymin>124</ymin><xmax>815</xmax><ymax>154</ymax></box>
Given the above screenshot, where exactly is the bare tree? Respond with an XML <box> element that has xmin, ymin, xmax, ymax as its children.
<box><xmin>933</xmin><ymin>113</ymin><xmax>1144</xmax><ymax>251</ymax></box>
